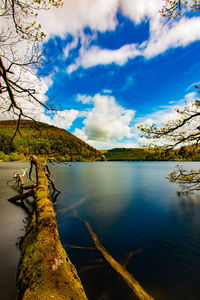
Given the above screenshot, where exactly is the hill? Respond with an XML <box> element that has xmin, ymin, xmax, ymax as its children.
<box><xmin>0</xmin><ymin>120</ymin><xmax>101</xmax><ymax>161</ymax></box>
<box><xmin>105</xmin><ymin>146</ymin><xmax>200</xmax><ymax>161</ymax></box>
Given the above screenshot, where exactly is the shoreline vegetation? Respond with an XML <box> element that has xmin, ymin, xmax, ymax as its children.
<box><xmin>0</xmin><ymin>120</ymin><xmax>102</xmax><ymax>162</ymax></box>
<box><xmin>0</xmin><ymin>120</ymin><xmax>200</xmax><ymax>162</ymax></box>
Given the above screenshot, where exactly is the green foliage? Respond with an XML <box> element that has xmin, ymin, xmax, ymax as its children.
<box><xmin>9</xmin><ymin>152</ymin><xmax>19</xmax><ymax>161</ymax></box>
<box><xmin>0</xmin><ymin>151</ymin><xmax>8</xmax><ymax>161</ymax></box>
<box><xmin>105</xmin><ymin>146</ymin><xmax>200</xmax><ymax>161</ymax></box>
<box><xmin>0</xmin><ymin>120</ymin><xmax>101</xmax><ymax>162</ymax></box>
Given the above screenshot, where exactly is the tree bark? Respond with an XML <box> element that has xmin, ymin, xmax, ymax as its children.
<box><xmin>16</xmin><ymin>155</ymin><xmax>87</xmax><ymax>300</ymax></box>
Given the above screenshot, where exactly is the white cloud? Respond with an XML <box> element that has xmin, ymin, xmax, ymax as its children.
<box><xmin>41</xmin><ymin>75</ymin><xmax>54</xmax><ymax>90</ymax></box>
<box><xmin>4</xmin><ymin>0</ymin><xmax>199</xmax><ymax>77</ymax></box>
<box><xmin>0</xmin><ymin>70</ymin><xmax>79</xmax><ymax>130</ymax></box>
<box><xmin>38</xmin><ymin>0</ymin><xmax>162</xmax><ymax>38</ymax></box>
<box><xmin>136</xmin><ymin>91</ymin><xmax>199</xmax><ymax>146</ymax></box>
<box><xmin>3</xmin><ymin>0</ymin><xmax>200</xmax><ymax>144</ymax></box>
<box><xmin>64</xmin><ymin>37</ymin><xmax>79</xmax><ymax>58</ymax></box>
<box><xmin>84</xmin><ymin>94</ymin><xmax>135</xmax><ymax>140</ymax></box>
<box><xmin>67</xmin><ymin>43</ymin><xmax>141</xmax><ymax>73</ymax></box>
<box><xmin>102</xmin><ymin>89</ymin><xmax>113</xmax><ymax>94</ymax></box>
<box><xmin>184</xmin><ymin>92</ymin><xmax>197</xmax><ymax>102</ymax></box>
<box><xmin>66</xmin><ymin>14</ymin><xmax>200</xmax><ymax>72</ymax></box>
<box><xmin>74</xmin><ymin>128</ymin><xmax>138</xmax><ymax>149</ymax></box>
<box><xmin>66</xmin><ymin>64</ymin><xmax>78</xmax><ymax>74</ymax></box>
<box><xmin>74</xmin><ymin>90</ymin><xmax>199</xmax><ymax>150</ymax></box>
<box><xmin>38</xmin><ymin>0</ymin><xmax>119</xmax><ymax>37</ymax></box>
<box><xmin>120</xmin><ymin>0</ymin><xmax>162</xmax><ymax>24</ymax></box>
<box><xmin>187</xmin><ymin>81</ymin><xmax>200</xmax><ymax>91</ymax></box>
<box><xmin>143</xmin><ymin>16</ymin><xmax>200</xmax><ymax>58</ymax></box>
<box><xmin>47</xmin><ymin>110</ymin><xmax>79</xmax><ymax>129</ymax></box>
<box><xmin>73</xmin><ymin>93</ymin><xmax>136</xmax><ymax>149</ymax></box>
<box><xmin>140</xmin><ymin>92</ymin><xmax>197</xmax><ymax>125</ymax></box>
<box><xmin>76</xmin><ymin>94</ymin><xmax>93</xmax><ymax>104</ymax></box>
<box><xmin>37</xmin><ymin>0</ymin><xmax>200</xmax><ymax>73</ymax></box>
<box><xmin>0</xmin><ymin>29</ymin><xmax>79</xmax><ymax>131</ymax></box>
<box><xmin>0</xmin><ymin>97</ymin><xmax>79</xmax><ymax>130</ymax></box>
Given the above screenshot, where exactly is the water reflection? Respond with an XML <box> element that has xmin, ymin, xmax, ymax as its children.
<box><xmin>1</xmin><ymin>161</ymin><xmax>200</xmax><ymax>300</ymax></box>
<box><xmin>0</xmin><ymin>162</ymin><xmax>29</xmax><ymax>300</ymax></box>
<box><xmin>54</xmin><ymin>161</ymin><xmax>200</xmax><ymax>300</ymax></box>
<box><xmin>171</xmin><ymin>193</ymin><xmax>200</xmax><ymax>227</ymax></box>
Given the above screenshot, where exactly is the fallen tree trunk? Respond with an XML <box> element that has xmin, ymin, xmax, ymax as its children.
<box><xmin>16</xmin><ymin>155</ymin><xmax>87</xmax><ymax>300</ymax></box>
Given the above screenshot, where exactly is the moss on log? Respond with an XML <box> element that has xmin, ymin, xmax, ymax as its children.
<box><xmin>16</xmin><ymin>156</ymin><xmax>87</xmax><ymax>300</ymax></box>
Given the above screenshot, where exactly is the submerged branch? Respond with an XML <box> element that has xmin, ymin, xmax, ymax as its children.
<box><xmin>64</xmin><ymin>244</ymin><xmax>96</xmax><ymax>250</ymax></box>
<box><xmin>122</xmin><ymin>250</ymin><xmax>143</xmax><ymax>269</ymax></box>
<box><xmin>74</xmin><ymin>210</ymin><xmax>154</xmax><ymax>300</ymax></box>
<box><xmin>57</xmin><ymin>195</ymin><xmax>88</xmax><ymax>213</ymax></box>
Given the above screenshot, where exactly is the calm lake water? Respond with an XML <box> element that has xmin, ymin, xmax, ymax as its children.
<box><xmin>0</xmin><ymin>161</ymin><xmax>200</xmax><ymax>300</ymax></box>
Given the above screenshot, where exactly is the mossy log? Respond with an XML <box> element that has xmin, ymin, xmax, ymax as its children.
<box><xmin>16</xmin><ymin>155</ymin><xmax>87</xmax><ymax>300</ymax></box>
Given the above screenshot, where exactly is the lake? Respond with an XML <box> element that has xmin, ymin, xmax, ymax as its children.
<box><xmin>0</xmin><ymin>161</ymin><xmax>200</xmax><ymax>300</ymax></box>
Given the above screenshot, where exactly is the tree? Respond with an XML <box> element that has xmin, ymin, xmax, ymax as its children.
<box><xmin>160</xmin><ymin>0</ymin><xmax>200</xmax><ymax>18</ymax></box>
<box><xmin>0</xmin><ymin>0</ymin><xmax>62</xmax><ymax>142</ymax></box>
<box><xmin>138</xmin><ymin>0</ymin><xmax>200</xmax><ymax>193</ymax></box>
<box><xmin>138</xmin><ymin>90</ymin><xmax>200</xmax><ymax>193</ymax></box>
<box><xmin>138</xmin><ymin>97</ymin><xmax>200</xmax><ymax>150</ymax></box>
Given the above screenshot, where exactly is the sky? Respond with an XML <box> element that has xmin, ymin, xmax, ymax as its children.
<box><xmin>4</xmin><ymin>0</ymin><xmax>200</xmax><ymax>149</ymax></box>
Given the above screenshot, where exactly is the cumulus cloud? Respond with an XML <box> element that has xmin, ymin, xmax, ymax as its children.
<box><xmin>73</xmin><ymin>93</ymin><xmax>135</xmax><ymax>148</ymax></box>
<box><xmin>74</xmin><ymin>91</ymin><xmax>199</xmax><ymax>150</ymax></box>
<box><xmin>40</xmin><ymin>110</ymin><xmax>79</xmax><ymax>129</ymax></box>
<box><xmin>84</xmin><ymin>94</ymin><xmax>135</xmax><ymax>140</ymax></box>
<box><xmin>74</xmin><ymin>128</ymin><xmax>138</xmax><ymax>149</ymax></box>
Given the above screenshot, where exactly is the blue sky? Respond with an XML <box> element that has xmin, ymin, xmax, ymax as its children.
<box><xmin>33</xmin><ymin>0</ymin><xmax>200</xmax><ymax>149</ymax></box>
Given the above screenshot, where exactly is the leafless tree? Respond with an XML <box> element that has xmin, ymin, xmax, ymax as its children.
<box><xmin>138</xmin><ymin>96</ymin><xmax>200</xmax><ymax>194</ymax></box>
<box><xmin>138</xmin><ymin>0</ymin><xmax>200</xmax><ymax>193</ymax></box>
<box><xmin>0</xmin><ymin>0</ymin><xmax>62</xmax><ymax>142</ymax></box>
<box><xmin>138</xmin><ymin>97</ymin><xmax>200</xmax><ymax>150</ymax></box>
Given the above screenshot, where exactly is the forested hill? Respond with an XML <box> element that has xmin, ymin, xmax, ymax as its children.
<box><xmin>0</xmin><ymin>120</ymin><xmax>101</xmax><ymax>161</ymax></box>
<box><xmin>104</xmin><ymin>146</ymin><xmax>200</xmax><ymax>161</ymax></box>
<box><xmin>1</xmin><ymin>120</ymin><xmax>199</xmax><ymax>162</ymax></box>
